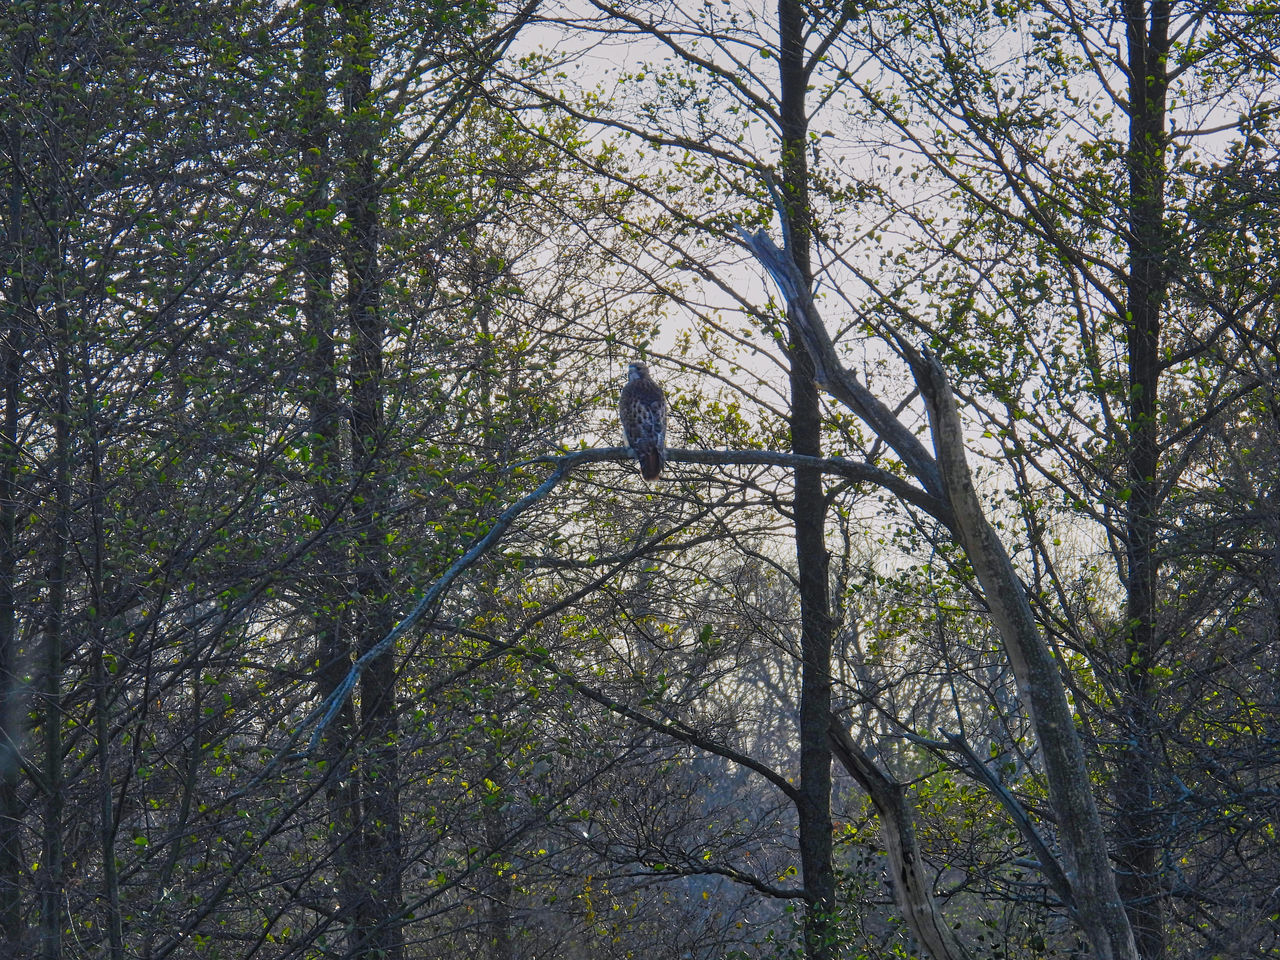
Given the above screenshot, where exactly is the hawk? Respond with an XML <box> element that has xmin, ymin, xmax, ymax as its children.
<box><xmin>619</xmin><ymin>361</ymin><xmax>667</xmax><ymax>481</ymax></box>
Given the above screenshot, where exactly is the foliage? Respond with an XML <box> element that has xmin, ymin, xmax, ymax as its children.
<box><xmin>1</xmin><ymin>1</ymin><xmax>1278</xmax><ymax>959</ymax></box>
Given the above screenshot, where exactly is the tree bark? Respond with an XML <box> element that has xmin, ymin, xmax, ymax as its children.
<box><xmin>341</xmin><ymin>3</ymin><xmax>404</xmax><ymax>956</ymax></box>
<box><xmin>39</xmin><ymin>301</ymin><xmax>70</xmax><ymax>960</ymax></box>
<box><xmin>1116</xmin><ymin>3</ymin><xmax>1171</xmax><ymax>956</ymax></box>
<box><xmin>777</xmin><ymin>4</ymin><xmax>837</xmax><ymax>957</ymax></box>
<box><xmin>39</xmin><ymin>45</ymin><xmax>71</xmax><ymax>952</ymax></box>
<box><xmin>483</xmin><ymin>735</ymin><xmax>514</xmax><ymax>960</ymax></box>
<box><xmin>79</xmin><ymin>304</ymin><xmax>124</xmax><ymax>960</ymax></box>
<box><xmin>913</xmin><ymin>353</ymin><xmax>1140</xmax><ymax>960</ymax></box>
<box><xmin>91</xmin><ymin>647</ymin><xmax>124</xmax><ymax>960</ymax></box>
<box><xmin>827</xmin><ymin>720</ymin><xmax>967</xmax><ymax>960</ymax></box>
<box><xmin>299</xmin><ymin>1</ymin><xmax>365</xmax><ymax>950</ymax></box>
<box><xmin>0</xmin><ymin>58</ymin><xmax>26</xmax><ymax>947</ymax></box>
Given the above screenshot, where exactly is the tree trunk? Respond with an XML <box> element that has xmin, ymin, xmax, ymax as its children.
<box><xmin>484</xmin><ymin>735</ymin><xmax>514</xmax><ymax>960</ymax></box>
<box><xmin>80</xmin><ymin>316</ymin><xmax>124</xmax><ymax>960</ymax></box>
<box><xmin>299</xmin><ymin>1</ymin><xmax>365</xmax><ymax>949</ymax></box>
<box><xmin>914</xmin><ymin>355</ymin><xmax>1139</xmax><ymax>960</ymax></box>
<box><xmin>777</xmin><ymin>4</ymin><xmax>836</xmax><ymax>957</ymax></box>
<box><xmin>39</xmin><ymin>322</ymin><xmax>69</xmax><ymax>960</ymax></box>
<box><xmin>92</xmin><ymin>649</ymin><xmax>124</xmax><ymax>960</ymax></box>
<box><xmin>1116</xmin><ymin>3</ymin><xmax>1171</xmax><ymax>957</ymax></box>
<box><xmin>469</xmin><ymin>239</ymin><xmax>515</xmax><ymax>960</ymax></box>
<box><xmin>827</xmin><ymin>720</ymin><xmax>967</xmax><ymax>960</ymax></box>
<box><xmin>341</xmin><ymin>3</ymin><xmax>404</xmax><ymax>956</ymax></box>
<box><xmin>0</xmin><ymin>67</ymin><xmax>26</xmax><ymax>948</ymax></box>
<box><xmin>39</xmin><ymin>84</ymin><xmax>71</xmax><ymax>957</ymax></box>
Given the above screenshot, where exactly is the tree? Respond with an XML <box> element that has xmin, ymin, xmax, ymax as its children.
<box><xmin>828</xmin><ymin>1</ymin><xmax>1280</xmax><ymax>955</ymax></box>
<box><xmin>2</xmin><ymin>2</ymin><xmax>1277</xmax><ymax>958</ymax></box>
<box><xmin>503</xmin><ymin>1</ymin><xmax>1280</xmax><ymax>957</ymax></box>
<box><xmin>0</xmin><ymin>2</ymin><xmax>654</xmax><ymax>957</ymax></box>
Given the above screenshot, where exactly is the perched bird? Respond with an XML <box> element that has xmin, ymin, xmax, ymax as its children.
<box><xmin>619</xmin><ymin>361</ymin><xmax>667</xmax><ymax>481</ymax></box>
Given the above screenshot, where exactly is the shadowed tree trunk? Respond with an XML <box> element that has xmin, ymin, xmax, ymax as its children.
<box><xmin>1115</xmin><ymin>3</ymin><xmax>1171</xmax><ymax>957</ymax></box>
<box><xmin>0</xmin><ymin>56</ymin><xmax>25</xmax><ymax>946</ymax></box>
<box><xmin>85</xmin><ymin>386</ymin><xmax>124</xmax><ymax>960</ymax></box>
<box><xmin>38</xmin><ymin>21</ymin><xmax>70</xmax><ymax>953</ymax></box>
<box><xmin>299</xmin><ymin>0</ymin><xmax>366</xmax><ymax>950</ymax></box>
<box><xmin>778</xmin><ymin>4</ymin><xmax>836</xmax><ymax>957</ymax></box>
<box><xmin>39</xmin><ymin>298</ymin><xmax>70</xmax><ymax>960</ymax></box>
<box><xmin>341</xmin><ymin>2</ymin><xmax>404</xmax><ymax>956</ymax></box>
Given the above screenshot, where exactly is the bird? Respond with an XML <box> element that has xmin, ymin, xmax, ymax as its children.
<box><xmin>619</xmin><ymin>361</ymin><xmax>667</xmax><ymax>481</ymax></box>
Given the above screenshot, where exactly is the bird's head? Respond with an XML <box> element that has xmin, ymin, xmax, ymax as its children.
<box><xmin>627</xmin><ymin>362</ymin><xmax>649</xmax><ymax>381</ymax></box>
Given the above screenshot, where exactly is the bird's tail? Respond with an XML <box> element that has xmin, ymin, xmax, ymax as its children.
<box><xmin>640</xmin><ymin>448</ymin><xmax>663</xmax><ymax>481</ymax></box>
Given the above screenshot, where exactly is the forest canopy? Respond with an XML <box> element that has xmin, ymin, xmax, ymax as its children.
<box><xmin>1</xmin><ymin>2</ymin><xmax>1278</xmax><ymax>959</ymax></box>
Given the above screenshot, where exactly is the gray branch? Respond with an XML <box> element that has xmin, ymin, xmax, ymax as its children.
<box><xmin>735</xmin><ymin>221</ymin><xmax>946</xmax><ymax>501</ymax></box>
<box><xmin>827</xmin><ymin>719</ymin><xmax>970</xmax><ymax>960</ymax></box>
<box><xmin>302</xmin><ymin>444</ymin><xmax>944</xmax><ymax>751</ymax></box>
<box><xmin>938</xmin><ymin>728</ymin><xmax>1077</xmax><ymax>916</ymax></box>
<box><xmin>740</xmin><ymin>193</ymin><xmax>1139</xmax><ymax>959</ymax></box>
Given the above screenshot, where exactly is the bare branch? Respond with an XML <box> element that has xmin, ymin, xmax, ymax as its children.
<box><xmin>827</xmin><ymin>718</ymin><xmax>971</xmax><ymax>960</ymax></box>
<box><xmin>734</xmin><ymin>219</ymin><xmax>947</xmax><ymax>502</ymax></box>
<box><xmin>744</xmin><ymin>188</ymin><xmax>1140</xmax><ymax>960</ymax></box>
<box><xmin>302</xmin><ymin>444</ymin><xmax>946</xmax><ymax>751</ymax></box>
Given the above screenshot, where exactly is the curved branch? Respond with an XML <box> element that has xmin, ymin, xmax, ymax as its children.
<box><xmin>507</xmin><ymin>638</ymin><xmax>801</xmax><ymax>804</ymax></box>
<box><xmin>302</xmin><ymin>444</ymin><xmax>940</xmax><ymax>751</ymax></box>
<box><xmin>828</xmin><ymin>718</ymin><xmax>971</xmax><ymax>960</ymax></box>
<box><xmin>734</xmin><ymin>221</ymin><xmax>946</xmax><ymax>500</ymax></box>
<box><xmin>304</xmin><ymin>450</ymin><xmax>584</xmax><ymax>751</ymax></box>
<box><xmin>937</xmin><ymin>729</ymin><xmax>1076</xmax><ymax>917</ymax></box>
<box><xmin>744</xmin><ymin>191</ymin><xmax>1138</xmax><ymax>959</ymax></box>
<box><xmin>665</xmin><ymin>447</ymin><xmax>951</xmax><ymax>523</ymax></box>
<box><xmin>911</xmin><ymin>350</ymin><xmax>1135</xmax><ymax>959</ymax></box>
<box><xmin>631</xmin><ymin>863</ymin><xmax>803</xmax><ymax>902</ymax></box>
